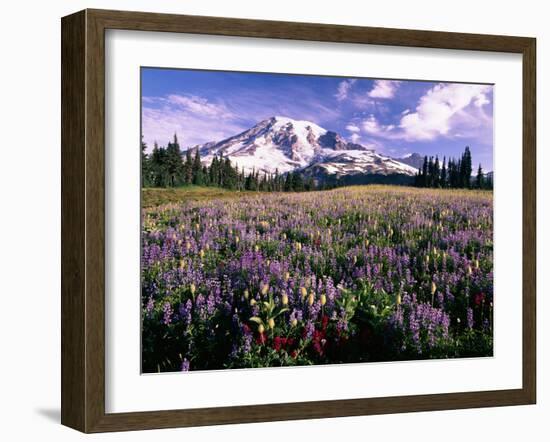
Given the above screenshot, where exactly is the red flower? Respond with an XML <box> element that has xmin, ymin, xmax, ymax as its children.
<box><xmin>474</xmin><ymin>292</ymin><xmax>485</xmax><ymax>306</ymax></box>
<box><xmin>315</xmin><ymin>329</ymin><xmax>325</xmax><ymax>340</ymax></box>
<box><xmin>255</xmin><ymin>332</ymin><xmax>267</xmax><ymax>345</ymax></box>
<box><xmin>242</xmin><ymin>324</ymin><xmax>251</xmax><ymax>334</ymax></box>
<box><xmin>273</xmin><ymin>336</ymin><xmax>283</xmax><ymax>351</ymax></box>
<box><xmin>312</xmin><ymin>329</ymin><xmax>327</xmax><ymax>356</ymax></box>
<box><xmin>321</xmin><ymin>315</ymin><xmax>329</xmax><ymax>331</ymax></box>
<box><xmin>273</xmin><ymin>336</ymin><xmax>296</xmax><ymax>352</ymax></box>
<box><xmin>312</xmin><ymin>340</ymin><xmax>326</xmax><ymax>356</ymax></box>
<box><xmin>290</xmin><ymin>350</ymin><xmax>298</xmax><ymax>359</ymax></box>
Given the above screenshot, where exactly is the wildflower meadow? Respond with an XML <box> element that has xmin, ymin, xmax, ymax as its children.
<box><xmin>141</xmin><ymin>185</ymin><xmax>493</xmax><ymax>373</ymax></box>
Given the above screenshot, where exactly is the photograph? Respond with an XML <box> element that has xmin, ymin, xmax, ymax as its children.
<box><xmin>140</xmin><ymin>68</ymin><xmax>494</xmax><ymax>373</ymax></box>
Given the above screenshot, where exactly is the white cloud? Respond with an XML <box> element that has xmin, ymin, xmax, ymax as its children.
<box><xmin>335</xmin><ymin>79</ymin><xmax>357</xmax><ymax>101</ymax></box>
<box><xmin>141</xmin><ymin>94</ymin><xmax>246</xmax><ymax>150</ymax></box>
<box><xmin>368</xmin><ymin>80</ymin><xmax>401</xmax><ymax>99</ymax></box>
<box><xmin>474</xmin><ymin>94</ymin><xmax>490</xmax><ymax>107</ymax></box>
<box><xmin>362</xmin><ymin>114</ymin><xmax>395</xmax><ymax>137</ymax></box>
<box><xmin>349</xmin><ymin>133</ymin><xmax>361</xmax><ymax>143</ymax></box>
<box><xmin>399</xmin><ymin>83</ymin><xmax>492</xmax><ymax>141</ymax></box>
<box><xmin>351</xmin><ymin>83</ymin><xmax>492</xmax><ymax>146</ymax></box>
<box><xmin>165</xmin><ymin>94</ymin><xmax>234</xmax><ymax>118</ymax></box>
<box><xmin>346</xmin><ymin>123</ymin><xmax>360</xmax><ymax>133</ymax></box>
<box><xmin>362</xmin><ymin>115</ymin><xmax>381</xmax><ymax>134</ymax></box>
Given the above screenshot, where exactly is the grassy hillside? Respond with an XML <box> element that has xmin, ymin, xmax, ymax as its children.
<box><xmin>142</xmin><ymin>184</ymin><xmax>493</xmax><ymax>208</ymax></box>
<box><xmin>142</xmin><ymin>186</ymin><xmax>256</xmax><ymax>207</ymax></box>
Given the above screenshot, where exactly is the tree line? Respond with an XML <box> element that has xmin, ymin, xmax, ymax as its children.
<box><xmin>141</xmin><ymin>135</ymin><xmax>316</xmax><ymax>192</ymax></box>
<box><xmin>413</xmin><ymin>146</ymin><xmax>493</xmax><ymax>189</ymax></box>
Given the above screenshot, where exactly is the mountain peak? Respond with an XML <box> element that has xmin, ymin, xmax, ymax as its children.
<box><xmin>194</xmin><ymin>118</ymin><xmax>417</xmax><ymax>178</ymax></box>
<box><xmin>269</xmin><ymin>116</ymin><xmax>327</xmax><ymax>135</ymax></box>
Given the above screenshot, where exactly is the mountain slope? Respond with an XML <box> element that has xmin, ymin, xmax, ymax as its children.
<box><xmin>395</xmin><ymin>153</ymin><xmax>424</xmax><ymax>170</ymax></box>
<box><xmin>192</xmin><ymin>116</ymin><xmax>417</xmax><ymax>179</ymax></box>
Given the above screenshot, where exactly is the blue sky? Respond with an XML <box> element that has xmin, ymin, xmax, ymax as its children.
<box><xmin>141</xmin><ymin>68</ymin><xmax>494</xmax><ymax>171</ymax></box>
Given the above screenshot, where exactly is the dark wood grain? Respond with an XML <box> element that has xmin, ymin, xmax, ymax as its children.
<box><xmin>85</xmin><ymin>9</ymin><xmax>108</xmax><ymax>433</ymax></box>
<box><xmin>89</xmin><ymin>8</ymin><xmax>533</xmax><ymax>53</ymax></box>
<box><xmin>61</xmin><ymin>10</ymin><xmax>86</xmax><ymax>431</ymax></box>
<box><xmin>61</xmin><ymin>8</ymin><xmax>537</xmax><ymax>433</ymax></box>
<box><xmin>522</xmin><ymin>38</ymin><xmax>537</xmax><ymax>404</ymax></box>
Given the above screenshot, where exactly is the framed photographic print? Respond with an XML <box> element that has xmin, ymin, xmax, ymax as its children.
<box><xmin>61</xmin><ymin>9</ymin><xmax>536</xmax><ymax>433</ymax></box>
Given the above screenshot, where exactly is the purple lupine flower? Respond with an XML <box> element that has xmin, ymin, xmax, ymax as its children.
<box><xmin>206</xmin><ymin>294</ymin><xmax>216</xmax><ymax>316</ymax></box>
<box><xmin>288</xmin><ymin>309</ymin><xmax>303</xmax><ymax>327</ymax></box>
<box><xmin>181</xmin><ymin>358</ymin><xmax>190</xmax><ymax>371</ymax></box>
<box><xmin>308</xmin><ymin>300</ymin><xmax>322</xmax><ymax>321</ymax></box>
<box><xmin>336</xmin><ymin>318</ymin><xmax>348</xmax><ymax>334</ymax></box>
<box><xmin>162</xmin><ymin>302</ymin><xmax>173</xmax><ymax>325</ymax></box>
<box><xmin>467</xmin><ymin>307</ymin><xmax>474</xmax><ymax>329</ymax></box>
<box><xmin>242</xmin><ymin>332</ymin><xmax>253</xmax><ymax>354</ymax></box>
<box><xmin>146</xmin><ymin>297</ymin><xmax>154</xmax><ymax>317</ymax></box>
<box><xmin>304</xmin><ymin>320</ymin><xmax>315</xmax><ymax>340</ymax></box>
<box><xmin>178</xmin><ymin>299</ymin><xmax>192</xmax><ymax>325</ymax></box>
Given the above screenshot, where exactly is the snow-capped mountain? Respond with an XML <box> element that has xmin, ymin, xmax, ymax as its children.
<box><xmin>191</xmin><ymin>116</ymin><xmax>417</xmax><ymax>179</ymax></box>
<box><xmin>395</xmin><ymin>152</ymin><xmax>424</xmax><ymax>170</ymax></box>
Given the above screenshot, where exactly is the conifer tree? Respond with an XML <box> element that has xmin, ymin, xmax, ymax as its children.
<box><xmin>476</xmin><ymin>164</ymin><xmax>484</xmax><ymax>189</ymax></box>
<box><xmin>440</xmin><ymin>157</ymin><xmax>447</xmax><ymax>188</ymax></box>
<box><xmin>183</xmin><ymin>147</ymin><xmax>193</xmax><ymax>185</ymax></box>
<box><xmin>192</xmin><ymin>148</ymin><xmax>203</xmax><ymax>185</ymax></box>
<box><xmin>421</xmin><ymin>156</ymin><xmax>428</xmax><ymax>187</ymax></box>
<box><xmin>412</xmin><ymin>147</ymin><xmax>482</xmax><ymax>190</ymax></box>
<box><xmin>141</xmin><ymin>138</ymin><xmax>153</xmax><ymax>187</ymax></box>
<box><xmin>434</xmin><ymin>156</ymin><xmax>440</xmax><ymax>188</ymax></box>
<box><xmin>284</xmin><ymin>172</ymin><xmax>292</xmax><ymax>192</ymax></box>
<box><xmin>460</xmin><ymin>146</ymin><xmax>472</xmax><ymax>188</ymax></box>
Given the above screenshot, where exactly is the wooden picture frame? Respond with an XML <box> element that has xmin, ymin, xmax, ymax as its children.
<box><xmin>61</xmin><ymin>8</ymin><xmax>536</xmax><ymax>433</ymax></box>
